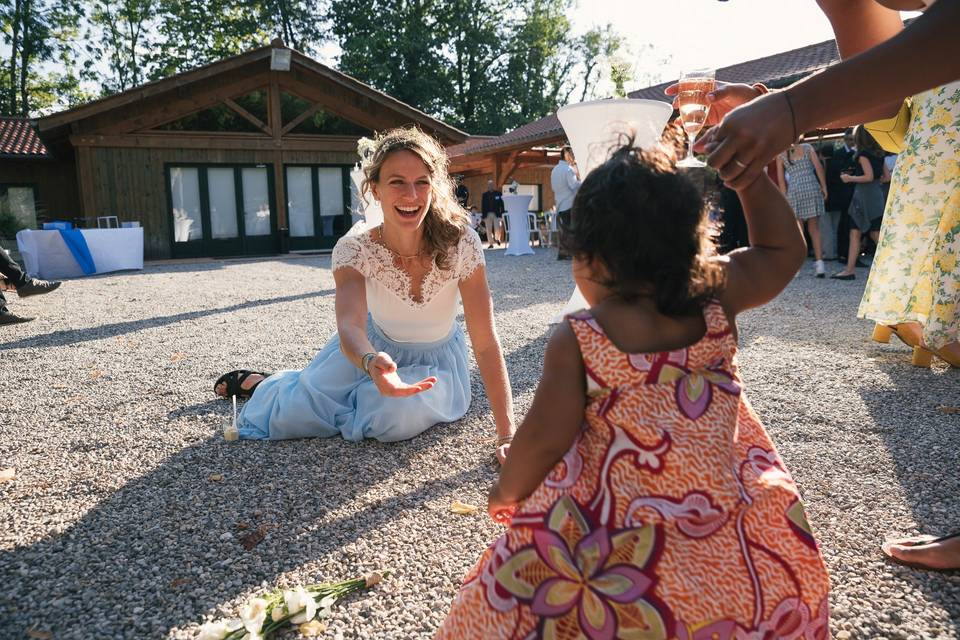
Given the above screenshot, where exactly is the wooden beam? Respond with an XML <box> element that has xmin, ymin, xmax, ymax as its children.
<box><xmin>224</xmin><ymin>97</ymin><xmax>272</xmax><ymax>135</ymax></box>
<box><xmin>280</xmin><ymin>100</ymin><xmax>323</xmax><ymax>136</ymax></box>
<box><xmin>499</xmin><ymin>151</ymin><xmax>520</xmax><ymax>189</ymax></box>
<box><xmin>38</xmin><ymin>52</ymin><xmax>272</xmax><ymax>132</ymax></box>
<box><xmin>282</xmin><ymin>73</ymin><xmax>396</xmax><ymax>132</ymax></box>
<box><xmin>70</xmin><ymin>132</ymin><xmax>359</xmax><ymax>152</ymax></box>
<box><xmin>97</xmin><ymin>74</ymin><xmax>269</xmax><ymax>135</ymax></box>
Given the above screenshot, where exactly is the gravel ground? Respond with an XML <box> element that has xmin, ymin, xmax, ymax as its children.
<box><xmin>1</xmin><ymin>247</ymin><xmax>958</xmax><ymax>639</ymax></box>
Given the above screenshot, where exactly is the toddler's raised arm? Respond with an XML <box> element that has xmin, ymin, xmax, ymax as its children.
<box><xmin>716</xmin><ymin>172</ymin><xmax>806</xmax><ymax>316</ymax></box>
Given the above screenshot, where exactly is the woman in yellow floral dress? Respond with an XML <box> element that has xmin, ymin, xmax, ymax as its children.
<box><xmin>862</xmin><ymin>78</ymin><xmax>960</xmax><ymax>367</ymax></box>
<box><xmin>436</xmin><ymin>144</ymin><xmax>830</xmax><ymax>639</ymax></box>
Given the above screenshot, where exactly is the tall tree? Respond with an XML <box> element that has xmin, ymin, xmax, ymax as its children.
<box><xmin>499</xmin><ymin>0</ymin><xmax>577</xmax><ymax>130</ymax></box>
<box><xmin>87</xmin><ymin>0</ymin><xmax>155</xmax><ymax>93</ymax></box>
<box><xmin>435</xmin><ymin>0</ymin><xmax>516</xmax><ymax>133</ymax></box>
<box><xmin>576</xmin><ymin>24</ymin><xmax>626</xmax><ymax>102</ymax></box>
<box><xmin>330</xmin><ymin>0</ymin><xmax>448</xmax><ymax>116</ymax></box>
<box><xmin>0</xmin><ymin>0</ymin><xmax>78</xmax><ymax>115</ymax></box>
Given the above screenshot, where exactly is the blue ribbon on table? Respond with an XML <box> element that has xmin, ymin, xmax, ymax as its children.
<box><xmin>57</xmin><ymin>229</ymin><xmax>97</xmax><ymax>275</ymax></box>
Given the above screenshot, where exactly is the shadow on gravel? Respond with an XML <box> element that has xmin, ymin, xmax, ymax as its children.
<box><xmin>0</xmin><ymin>289</ymin><xmax>334</xmax><ymax>352</ymax></box>
<box><xmin>859</xmin><ymin>362</ymin><xmax>960</xmax><ymax>630</ymax></box>
<box><xmin>0</xmin><ymin>428</ymin><xmax>486</xmax><ymax>638</ymax></box>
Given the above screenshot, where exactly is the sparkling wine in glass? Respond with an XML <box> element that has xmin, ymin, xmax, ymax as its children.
<box><xmin>675</xmin><ymin>68</ymin><xmax>716</xmax><ymax>168</ymax></box>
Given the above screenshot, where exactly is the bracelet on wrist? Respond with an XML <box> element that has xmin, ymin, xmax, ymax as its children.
<box><xmin>360</xmin><ymin>352</ymin><xmax>377</xmax><ymax>376</ymax></box>
<box><xmin>495</xmin><ymin>435</ymin><xmax>514</xmax><ymax>447</ymax></box>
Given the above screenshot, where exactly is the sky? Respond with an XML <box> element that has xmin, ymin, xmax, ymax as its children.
<box><xmin>568</xmin><ymin>0</ymin><xmax>919</xmax><ymax>93</ymax></box>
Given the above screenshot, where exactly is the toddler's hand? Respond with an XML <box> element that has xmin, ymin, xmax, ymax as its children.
<box><xmin>488</xmin><ymin>484</ymin><xmax>517</xmax><ymax>525</ymax></box>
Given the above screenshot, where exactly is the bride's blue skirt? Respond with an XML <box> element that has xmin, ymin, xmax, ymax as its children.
<box><xmin>238</xmin><ymin>317</ymin><xmax>471</xmax><ymax>442</ymax></box>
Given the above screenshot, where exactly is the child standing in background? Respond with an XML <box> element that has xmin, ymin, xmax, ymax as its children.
<box><xmin>437</xmin><ymin>142</ymin><xmax>830</xmax><ymax>639</ymax></box>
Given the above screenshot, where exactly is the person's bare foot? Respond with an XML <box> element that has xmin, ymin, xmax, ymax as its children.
<box><xmin>881</xmin><ymin>532</ymin><xmax>960</xmax><ymax>571</ymax></box>
<box><xmin>214</xmin><ymin>373</ymin><xmax>264</xmax><ymax>398</ymax></box>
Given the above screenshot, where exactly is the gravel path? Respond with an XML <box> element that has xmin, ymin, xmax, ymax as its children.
<box><xmin>1</xmin><ymin>248</ymin><xmax>957</xmax><ymax>639</ymax></box>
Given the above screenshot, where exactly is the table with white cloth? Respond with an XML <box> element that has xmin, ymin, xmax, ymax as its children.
<box><xmin>502</xmin><ymin>194</ymin><xmax>534</xmax><ymax>256</ymax></box>
<box><xmin>16</xmin><ymin>228</ymin><xmax>144</xmax><ymax>279</ymax></box>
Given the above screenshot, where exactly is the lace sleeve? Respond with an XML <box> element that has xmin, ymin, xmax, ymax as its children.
<box><xmin>331</xmin><ymin>235</ymin><xmax>368</xmax><ymax>277</ymax></box>
<box><xmin>457</xmin><ymin>228</ymin><xmax>486</xmax><ymax>280</ymax></box>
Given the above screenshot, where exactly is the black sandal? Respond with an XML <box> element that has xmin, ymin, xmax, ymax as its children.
<box><xmin>214</xmin><ymin>370</ymin><xmax>271</xmax><ymax>399</ymax></box>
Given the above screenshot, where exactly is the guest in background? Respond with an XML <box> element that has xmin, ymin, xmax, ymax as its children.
<box><xmin>777</xmin><ymin>141</ymin><xmax>828</xmax><ymax>277</ymax></box>
<box><xmin>823</xmin><ymin>130</ymin><xmax>859</xmax><ymax>263</ymax></box>
<box><xmin>832</xmin><ymin>126</ymin><xmax>886</xmax><ymax>280</ymax></box>
<box><xmin>550</xmin><ymin>145</ymin><xmax>581</xmax><ymax>260</ymax></box>
<box><xmin>717</xmin><ymin>175</ymin><xmax>748</xmax><ymax>253</ymax></box>
<box><xmin>480</xmin><ymin>179</ymin><xmax>505</xmax><ymax>249</ymax></box>
<box><xmin>454</xmin><ymin>175</ymin><xmax>469</xmax><ymax>209</ymax></box>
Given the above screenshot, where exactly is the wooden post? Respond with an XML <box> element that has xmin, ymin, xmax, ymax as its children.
<box><xmin>269</xmin><ymin>70</ymin><xmax>287</xmax><ymax>252</ymax></box>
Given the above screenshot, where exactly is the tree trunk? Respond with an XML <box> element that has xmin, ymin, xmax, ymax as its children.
<box><xmin>19</xmin><ymin>0</ymin><xmax>31</xmax><ymax>116</ymax></box>
<box><xmin>9</xmin><ymin>0</ymin><xmax>22</xmax><ymax>115</ymax></box>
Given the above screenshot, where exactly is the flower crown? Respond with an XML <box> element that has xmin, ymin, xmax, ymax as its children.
<box><xmin>356</xmin><ymin>136</ymin><xmax>378</xmax><ymax>172</ymax></box>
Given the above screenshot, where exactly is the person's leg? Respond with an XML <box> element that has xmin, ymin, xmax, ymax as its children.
<box><xmin>846</xmin><ymin>229</ymin><xmax>862</xmax><ymax>273</ymax></box>
<box><xmin>1</xmin><ymin>248</ymin><xmax>60</xmax><ymax>297</ymax></box>
<box><xmin>0</xmin><ymin>286</ymin><xmax>33</xmax><ymax>324</ymax></box>
<box><xmin>483</xmin><ymin>214</ymin><xmax>495</xmax><ymax>248</ymax></box>
<box><xmin>832</xmin><ymin>228</ymin><xmax>861</xmax><ymax>278</ymax></box>
<box><xmin>882</xmin><ymin>531</ymin><xmax>960</xmax><ymax>571</ymax></box>
<box><xmin>0</xmin><ymin>249</ymin><xmax>28</xmax><ymax>288</ymax></box>
<box><xmin>807</xmin><ymin>217</ymin><xmax>823</xmax><ymax>261</ymax></box>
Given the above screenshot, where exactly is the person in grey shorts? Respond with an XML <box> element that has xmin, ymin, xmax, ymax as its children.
<box><xmin>777</xmin><ymin>141</ymin><xmax>828</xmax><ymax>277</ymax></box>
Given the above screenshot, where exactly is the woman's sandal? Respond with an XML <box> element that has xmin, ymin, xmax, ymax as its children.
<box><xmin>880</xmin><ymin>530</ymin><xmax>960</xmax><ymax>572</ymax></box>
<box><xmin>214</xmin><ymin>370</ymin><xmax>272</xmax><ymax>400</ymax></box>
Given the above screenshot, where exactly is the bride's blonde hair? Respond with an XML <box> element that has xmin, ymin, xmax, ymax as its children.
<box><xmin>360</xmin><ymin>127</ymin><xmax>470</xmax><ymax>271</ymax></box>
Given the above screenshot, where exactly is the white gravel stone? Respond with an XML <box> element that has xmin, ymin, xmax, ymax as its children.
<box><xmin>1</xmin><ymin>250</ymin><xmax>957</xmax><ymax>639</ymax></box>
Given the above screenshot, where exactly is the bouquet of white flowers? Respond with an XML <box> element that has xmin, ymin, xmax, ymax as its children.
<box><xmin>197</xmin><ymin>573</ymin><xmax>386</xmax><ymax>640</ymax></box>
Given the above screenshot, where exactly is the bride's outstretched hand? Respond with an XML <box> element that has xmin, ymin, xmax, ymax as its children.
<box><xmin>368</xmin><ymin>352</ymin><xmax>437</xmax><ymax>397</ymax></box>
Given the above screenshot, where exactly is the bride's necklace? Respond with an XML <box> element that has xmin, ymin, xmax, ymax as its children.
<box><xmin>378</xmin><ymin>224</ymin><xmax>422</xmax><ymax>262</ymax></box>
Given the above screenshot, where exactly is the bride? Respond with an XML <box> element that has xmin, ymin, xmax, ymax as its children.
<box><xmin>215</xmin><ymin>128</ymin><xmax>516</xmax><ymax>462</ymax></box>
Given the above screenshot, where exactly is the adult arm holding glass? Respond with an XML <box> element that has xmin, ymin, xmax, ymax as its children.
<box><xmin>683</xmin><ymin>0</ymin><xmax>960</xmax><ymax>188</ymax></box>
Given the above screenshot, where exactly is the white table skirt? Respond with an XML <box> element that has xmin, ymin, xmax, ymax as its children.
<box><xmin>502</xmin><ymin>194</ymin><xmax>534</xmax><ymax>256</ymax></box>
<box><xmin>16</xmin><ymin>228</ymin><xmax>144</xmax><ymax>280</ymax></box>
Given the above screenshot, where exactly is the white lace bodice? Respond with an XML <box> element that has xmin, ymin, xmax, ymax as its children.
<box><xmin>331</xmin><ymin>227</ymin><xmax>485</xmax><ymax>342</ymax></box>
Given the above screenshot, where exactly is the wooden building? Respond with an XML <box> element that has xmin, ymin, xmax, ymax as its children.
<box><xmin>12</xmin><ymin>41</ymin><xmax>466</xmax><ymax>260</ymax></box>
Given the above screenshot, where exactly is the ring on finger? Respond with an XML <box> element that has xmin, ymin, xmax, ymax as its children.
<box><xmin>733</xmin><ymin>158</ymin><xmax>748</xmax><ymax>169</ymax></box>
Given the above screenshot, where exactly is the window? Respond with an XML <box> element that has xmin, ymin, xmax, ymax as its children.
<box><xmin>0</xmin><ymin>184</ymin><xmax>39</xmax><ymax>231</ymax></box>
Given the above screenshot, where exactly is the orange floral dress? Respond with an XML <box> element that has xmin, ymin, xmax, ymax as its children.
<box><xmin>436</xmin><ymin>303</ymin><xmax>831</xmax><ymax>640</ymax></box>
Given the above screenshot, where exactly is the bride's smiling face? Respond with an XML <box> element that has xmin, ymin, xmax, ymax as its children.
<box><xmin>371</xmin><ymin>150</ymin><xmax>433</xmax><ymax>230</ymax></box>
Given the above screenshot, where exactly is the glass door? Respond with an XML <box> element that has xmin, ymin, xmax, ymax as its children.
<box><xmin>206</xmin><ymin>167</ymin><xmax>243</xmax><ymax>256</ymax></box>
<box><xmin>241</xmin><ymin>166</ymin><xmax>276</xmax><ymax>254</ymax></box>
<box><xmin>286</xmin><ymin>166</ymin><xmax>318</xmax><ymax>251</ymax></box>
<box><xmin>167</xmin><ymin>164</ymin><xmax>278</xmax><ymax>258</ymax></box>
<box><xmin>169</xmin><ymin>167</ymin><xmax>204</xmax><ymax>258</ymax></box>
<box><xmin>283</xmin><ymin>165</ymin><xmax>350</xmax><ymax>251</ymax></box>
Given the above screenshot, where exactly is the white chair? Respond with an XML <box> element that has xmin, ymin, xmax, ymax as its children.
<box><xmin>501</xmin><ymin>214</ymin><xmax>510</xmax><ymax>243</ymax></box>
<box><xmin>527</xmin><ymin>213</ymin><xmax>543</xmax><ymax>247</ymax></box>
<box><xmin>544</xmin><ymin>211</ymin><xmax>559</xmax><ymax>247</ymax></box>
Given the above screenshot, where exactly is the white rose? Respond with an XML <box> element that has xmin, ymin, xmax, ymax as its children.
<box><xmin>286</xmin><ymin>587</ymin><xmax>318</xmax><ymax>624</ymax></box>
<box><xmin>197</xmin><ymin>620</ymin><xmax>230</xmax><ymax>640</ymax></box>
<box><xmin>239</xmin><ymin>597</ymin><xmax>268</xmax><ymax>635</ymax></box>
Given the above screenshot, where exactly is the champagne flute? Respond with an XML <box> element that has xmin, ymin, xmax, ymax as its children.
<box><xmin>675</xmin><ymin>67</ymin><xmax>716</xmax><ymax>168</ymax></box>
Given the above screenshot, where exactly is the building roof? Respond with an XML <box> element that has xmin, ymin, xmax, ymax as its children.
<box><xmin>452</xmin><ymin>36</ymin><xmax>843</xmax><ymax>161</ymax></box>
<box><xmin>38</xmin><ymin>41</ymin><xmax>467</xmax><ymax>144</ymax></box>
<box><xmin>0</xmin><ymin>118</ymin><xmax>48</xmax><ymax>158</ymax></box>
<box><xmin>629</xmin><ymin>38</ymin><xmax>840</xmax><ymax>101</ymax></box>
<box><xmin>447</xmin><ymin>114</ymin><xmax>564</xmax><ymax>158</ymax></box>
